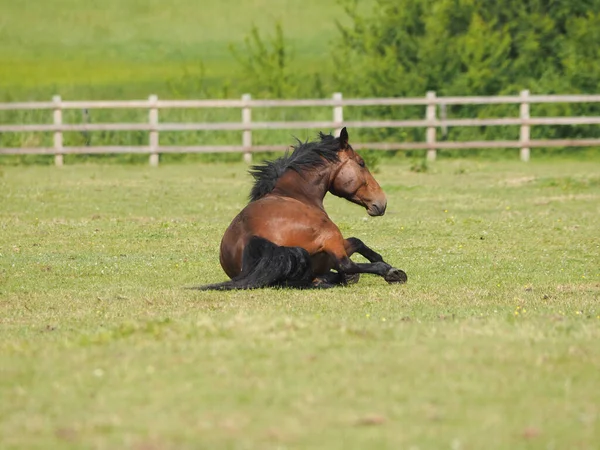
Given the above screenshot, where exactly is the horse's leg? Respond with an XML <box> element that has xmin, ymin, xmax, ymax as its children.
<box><xmin>312</xmin><ymin>270</ymin><xmax>354</xmax><ymax>288</ymax></box>
<box><xmin>343</xmin><ymin>237</ymin><xmax>399</xmax><ymax>284</ymax></box>
<box><xmin>328</xmin><ymin>242</ymin><xmax>407</xmax><ymax>284</ymax></box>
<box><xmin>310</xmin><ymin>247</ymin><xmax>361</xmax><ymax>287</ymax></box>
<box><xmin>340</xmin><ymin>257</ymin><xmax>407</xmax><ymax>284</ymax></box>
<box><xmin>312</xmin><ymin>238</ymin><xmax>407</xmax><ymax>286</ymax></box>
<box><xmin>344</xmin><ymin>237</ymin><xmax>385</xmax><ymax>262</ymax></box>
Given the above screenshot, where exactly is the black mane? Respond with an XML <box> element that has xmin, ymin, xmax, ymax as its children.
<box><xmin>248</xmin><ymin>132</ymin><xmax>341</xmax><ymax>202</ymax></box>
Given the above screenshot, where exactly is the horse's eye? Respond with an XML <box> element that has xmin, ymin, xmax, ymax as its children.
<box><xmin>359</xmin><ymin>160</ymin><xmax>366</xmax><ymax>168</ymax></box>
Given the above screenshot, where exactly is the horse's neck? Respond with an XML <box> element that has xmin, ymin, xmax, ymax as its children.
<box><xmin>270</xmin><ymin>167</ymin><xmax>331</xmax><ymax>208</ymax></box>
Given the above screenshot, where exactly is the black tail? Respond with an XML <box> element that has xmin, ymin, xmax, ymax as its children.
<box><xmin>189</xmin><ymin>236</ymin><xmax>315</xmax><ymax>290</ymax></box>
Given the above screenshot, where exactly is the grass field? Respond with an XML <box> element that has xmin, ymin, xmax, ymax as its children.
<box><xmin>1</xmin><ymin>157</ymin><xmax>599</xmax><ymax>449</ymax></box>
<box><xmin>0</xmin><ymin>0</ymin><xmax>373</xmax><ymax>100</ymax></box>
<box><xmin>0</xmin><ymin>0</ymin><xmax>379</xmax><ymax>152</ymax></box>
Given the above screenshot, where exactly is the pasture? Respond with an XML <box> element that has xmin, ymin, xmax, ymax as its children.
<box><xmin>1</xmin><ymin>157</ymin><xmax>599</xmax><ymax>449</ymax></box>
<box><xmin>0</xmin><ymin>0</ymin><xmax>374</xmax><ymax>100</ymax></box>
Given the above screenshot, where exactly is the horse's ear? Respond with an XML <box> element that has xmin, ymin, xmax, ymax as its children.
<box><xmin>339</xmin><ymin>127</ymin><xmax>349</xmax><ymax>148</ymax></box>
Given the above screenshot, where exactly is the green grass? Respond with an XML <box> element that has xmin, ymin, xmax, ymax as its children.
<box><xmin>1</xmin><ymin>158</ymin><xmax>599</xmax><ymax>449</ymax></box>
<box><xmin>0</xmin><ymin>0</ymin><xmax>379</xmax><ymax>154</ymax></box>
<box><xmin>0</xmin><ymin>0</ymin><xmax>374</xmax><ymax>100</ymax></box>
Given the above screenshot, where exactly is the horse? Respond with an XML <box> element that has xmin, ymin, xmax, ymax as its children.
<box><xmin>192</xmin><ymin>127</ymin><xmax>407</xmax><ymax>290</ymax></box>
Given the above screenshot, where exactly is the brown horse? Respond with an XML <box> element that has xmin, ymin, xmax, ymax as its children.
<box><xmin>193</xmin><ymin>127</ymin><xmax>407</xmax><ymax>290</ymax></box>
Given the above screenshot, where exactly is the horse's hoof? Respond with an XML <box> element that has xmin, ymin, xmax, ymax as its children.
<box><xmin>344</xmin><ymin>273</ymin><xmax>361</xmax><ymax>285</ymax></box>
<box><xmin>312</xmin><ymin>280</ymin><xmax>337</xmax><ymax>289</ymax></box>
<box><xmin>384</xmin><ymin>268</ymin><xmax>407</xmax><ymax>284</ymax></box>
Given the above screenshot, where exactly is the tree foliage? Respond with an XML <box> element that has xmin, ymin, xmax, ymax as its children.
<box><xmin>328</xmin><ymin>0</ymin><xmax>600</xmax><ymax>148</ymax></box>
<box><xmin>230</xmin><ymin>22</ymin><xmax>292</xmax><ymax>98</ymax></box>
<box><xmin>229</xmin><ymin>1</ymin><xmax>600</xmax><ymax>151</ymax></box>
<box><xmin>229</xmin><ymin>21</ymin><xmax>326</xmax><ymax>99</ymax></box>
<box><xmin>333</xmin><ymin>0</ymin><xmax>600</xmax><ymax>97</ymax></box>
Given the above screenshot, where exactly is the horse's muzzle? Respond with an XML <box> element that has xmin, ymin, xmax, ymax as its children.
<box><xmin>367</xmin><ymin>201</ymin><xmax>387</xmax><ymax>216</ymax></box>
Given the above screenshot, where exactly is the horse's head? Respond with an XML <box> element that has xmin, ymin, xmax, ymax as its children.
<box><xmin>329</xmin><ymin>128</ymin><xmax>387</xmax><ymax>216</ymax></box>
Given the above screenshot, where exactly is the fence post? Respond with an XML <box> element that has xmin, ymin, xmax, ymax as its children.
<box><xmin>242</xmin><ymin>93</ymin><xmax>252</xmax><ymax>163</ymax></box>
<box><xmin>439</xmin><ymin>102</ymin><xmax>448</xmax><ymax>140</ymax></box>
<box><xmin>53</xmin><ymin>95</ymin><xmax>63</xmax><ymax>166</ymax></box>
<box><xmin>426</xmin><ymin>91</ymin><xmax>437</xmax><ymax>161</ymax></box>
<box><xmin>520</xmin><ymin>90</ymin><xmax>530</xmax><ymax>162</ymax></box>
<box><xmin>333</xmin><ymin>92</ymin><xmax>343</xmax><ymax>136</ymax></box>
<box><xmin>148</xmin><ymin>95</ymin><xmax>159</xmax><ymax>166</ymax></box>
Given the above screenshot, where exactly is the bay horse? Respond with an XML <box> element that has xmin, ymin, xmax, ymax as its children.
<box><xmin>193</xmin><ymin>127</ymin><xmax>407</xmax><ymax>290</ymax></box>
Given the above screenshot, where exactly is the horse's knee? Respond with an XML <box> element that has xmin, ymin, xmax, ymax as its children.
<box><xmin>344</xmin><ymin>237</ymin><xmax>362</xmax><ymax>254</ymax></box>
<box><xmin>337</xmin><ymin>256</ymin><xmax>357</xmax><ymax>273</ymax></box>
<box><xmin>344</xmin><ymin>237</ymin><xmax>384</xmax><ymax>263</ymax></box>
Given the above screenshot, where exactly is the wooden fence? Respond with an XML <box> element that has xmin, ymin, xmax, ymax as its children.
<box><xmin>1</xmin><ymin>91</ymin><xmax>600</xmax><ymax>165</ymax></box>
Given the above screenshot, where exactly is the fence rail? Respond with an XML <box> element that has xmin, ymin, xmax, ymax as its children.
<box><xmin>1</xmin><ymin>91</ymin><xmax>600</xmax><ymax>165</ymax></box>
